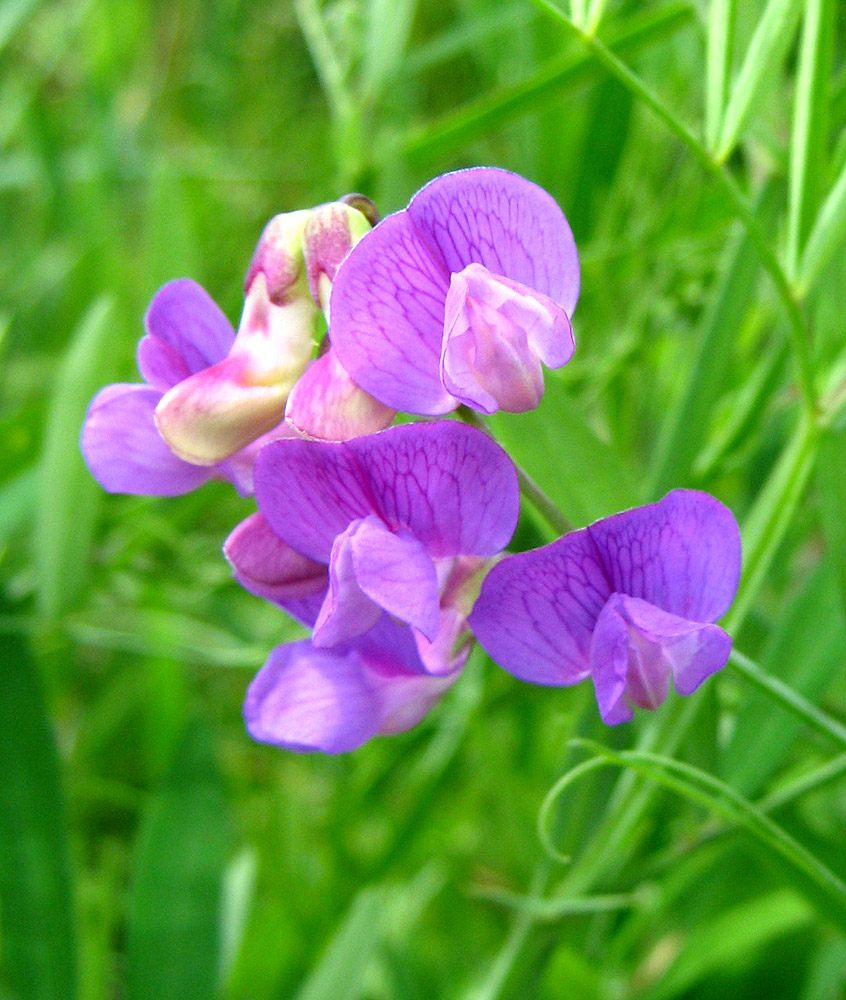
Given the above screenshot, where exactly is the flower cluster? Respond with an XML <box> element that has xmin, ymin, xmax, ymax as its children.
<box><xmin>82</xmin><ymin>167</ymin><xmax>741</xmax><ymax>753</ymax></box>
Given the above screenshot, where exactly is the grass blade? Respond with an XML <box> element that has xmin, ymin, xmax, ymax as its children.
<box><xmin>723</xmin><ymin>568</ymin><xmax>846</xmax><ymax>796</ymax></box>
<box><xmin>35</xmin><ymin>296</ymin><xmax>120</xmax><ymax>619</ymax></box>
<box><xmin>362</xmin><ymin>0</ymin><xmax>418</xmax><ymax>100</ymax></box>
<box><xmin>647</xmin><ymin>184</ymin><xmax>780</xmax><ymax>496</ymax></box>
<box><xmin>0</xmin><ymin>606</ymin><xmax>77</xmax><ymax>1000</ymax></box>
<box><xmin>715</xmin><ymin>0</ymin><xmax>804</xmax><ymax>161</ymax></box>
<box><xmin>817</xmin><ymin>423</ymin><xmax>846</xmax><ymax>612</ymax></box>
<box><xmin>294</xmin><ymin>867</ymin><xmax>442</xmax><ymax>1000</ymax></box>
<box><xmin>398</xmin><ymin>3</ymin><xmax>693</xmax><ymax>164</ymax></box>
<box><xmin>645</xmin><ymin>890</ymin><xmax>812</xmax><ymax>1000</ymax></box>
<box><xmin>786</xmin><ymin>0</ymin><xmax>835</xmax><ymax>281</ymax></box>
<box><xmin>487</xmin><ymin>375</ymin><xmax>638</xmax><ymax>529</ymax></box>
<box><xmin>705</xmin><ymin>0</ymin><xmax>737</xmax><ymax>152</ymax></box>
<box><xmin>542</xmin><ymin>743</ymin><xmax>846</xmax><ymax>924</ymax></box>
<box><xmin>797</xmin><ymin>157</ymin><xmax>846</xmax><ymax>295</ymax></box>
<box><xmin>728</xmin><ymin>647</ymin><xmax>846</xmax><ymax>753</ymax></box>
<box><xmin>125</xmin><ymin>720</ymin><xmax>232</xmax><ymax>1000</ymax></box>
<box><xmin>725</xmin><ymin>413</ymin><xmax>819</xmax><ymax>632</ymax></box>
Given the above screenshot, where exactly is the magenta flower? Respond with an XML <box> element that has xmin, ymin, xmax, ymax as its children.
<box><xmin>469</xmin><ymin>491</ymin><xmax>741</xmax><ymax>724</ymax></box>
<box><xmin>81</xmin><ymin>279</ymin><xmax>276</xmax><ymax>496</ymax></box>
<box><xmin>154</xmin><ymin>202</ymin><xmax>373</xmax><ymax>464</ymax></box>
<box><xmin>329</xmin><ymin>167</ymin><xmax>579</xmax><ymax>416</ymax></box>
<box><xmin>225</xmin><ymin>421</ymin><xmax>520</xmax><ymax>752</ymax></box>
<box><xmin>82</xmin><ymin>201</ymin><xmax>391</xmax><ymax>498</ymax></box>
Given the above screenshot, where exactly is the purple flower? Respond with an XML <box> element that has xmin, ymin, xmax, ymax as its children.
<box><xmin>468</xmin><ymin>490</ymin><xmax>741</xmax><ymax>724</ymax></box>
<box><xmin>225</xmin><ymin>421</ymin><xmax>520</xmax><ymax>752</ymax></box>
<box><xmin>329</xmin><ymin>167</ymin><xmax>579</xmax><ymax>416</ymax></box>
<box><xmin>80</xmin><ymin>278</ymin><xmax>280</xmax><ymax>496</ymax></box>
<box><xmin>82</xmin><ymin>202</ymin><xmax>391</xmax><ymax>497</ymax></box>
<box><xmin>154</xmin><ymin>202</ymin><xmax>373</xmax><ymax>465</ymax></box>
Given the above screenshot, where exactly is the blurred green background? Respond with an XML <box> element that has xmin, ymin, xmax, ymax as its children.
<box><xmin>3</xmin><ymin>0</ymin><xmax>846</xmax><ymax>997</ymax></box>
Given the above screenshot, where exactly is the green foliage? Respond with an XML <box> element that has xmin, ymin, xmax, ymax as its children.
<box><xmin>125</xmin><ymin>721</ymin><xmax>232</xmax><ymax>1000</ymax></box>
<box><xmin>0</xmin><ymin>607</ymin><xmax>77</xmax><ymax>1000</ymax></box>
<box><xmin>3</xmin><ymin>0</ymin><xmax>846</xmax><ymax>997</ymax></box>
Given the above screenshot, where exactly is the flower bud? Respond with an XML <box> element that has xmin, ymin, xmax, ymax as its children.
<box><xmin>245</xmin><ymin>210</ymin><xmax>312</xmax><ymax>305</ymax></box>
<box><xmin>303</xmin><ymin>203</ymin><xmax>372</xmax><ymax>312</ymax></box>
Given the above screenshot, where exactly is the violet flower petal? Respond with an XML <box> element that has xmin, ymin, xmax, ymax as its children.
<box><xmin>329</xmin><ymin>211</ymin><xmax>456</xmax><ymax>414</ymax></box>
<box><xmin>590</xmin><ymin>594</ymin><xmax>733</xmax><ymax>725</ymax></box>
<box><xmin>313</xmin><ymin>520</ymin><xmax>385</xmax><ymax>647</ymax></box>
<box><xmin>468</xmin><ymin>527</ymin><xmax>611</xmax><ymax>685</ymax></box>
<box><xmin>137</xmin><ymin>334</ymin><xmax>192</xmax><ymax>392</ymax></box>
<box><xmin>216</xmin><ymin>419</ymin><xmax>301</xmax><ymax>497</ymax></box>
<box><xmin>330</xmin><ymin>167</ymin><xmax>579</xmax><ymax>415</ymax></box>
<box><xmin>254</xmin><ymin>421</ymin><xmax>519</xmax><ymax>564</ymax></box>
<box><xmin>313</xmin><ymin>517</ymin><xmax>440</xmax><ymax>646</ymax></box>
<box><xmin>351</xmin><ymin>518</ymin><xmax>441</xmax><ymax>638</ymax></box>
<box><xmin>81</xmin><ymin>384</ymin><xmax>213</xmax><ymax>496</ymax></box>
<box><xmin>224</xmin><ymin>512</ymin><xmax>328</xmax><ymax>627</ymax></box>
<box><xmin>140</xmin><ymin>279</ymin><xmax>235</xmax><ymax>387</ymax></box>
<box><xmin>244</xmin><ymin>641</ymin><xmax>381</xmax><ymax>753</ymax></box>
<box><xmin>441</xmin><ymin>263</ymin><xmax>573</xmax><ymax>413</ymax></box>
<box><xmin>409</xmin><ymin>167</ymin><xmax>580</xmax><ymax>316</ymax></box>
<box><xmin>586</xmin><ymin>489</ymin><xmax>742</xmax><ymax>622</ymax></box>
<box><xmin>244</xmin><ymin>618</ymin><xmax>462</xmax><ymax>753</ymax></box>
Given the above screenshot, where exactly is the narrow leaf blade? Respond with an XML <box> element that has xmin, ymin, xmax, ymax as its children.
<box><xmin>705</xmin><ymin>0</ymin><xmax>737</xmax><ymax>152</ymax></box>
<box><xmin>125</xmin><ymin>720</ymin><xmax>231</xmax><ymax>1000</ymax></box>
<box><xmin>0</xmin><ymin>608</ymin><xmax>77</xmax><ymax>1000</ymax></box>
<box><xmin>716</xmin><ymin>0</ymin><xmax>803</xmax><ymax>160</ymax></box>
<box><xmin>488</xmin><ymin>375</ymin><xmax>638</xmax><ymax>529</ymax></box>
<box><xmin>35</xmin><ymin>296</ymin><xmax>120</xmax><ymax>618</ymax></box>
<box><xmin>786</xmin><ymin>0</ymin><xmax>835</xmax><ymax>280</ymax></box>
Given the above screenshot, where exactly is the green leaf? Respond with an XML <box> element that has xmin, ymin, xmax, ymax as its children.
<box><xmin>541</xmin><ymin>743</ymin><xmax>846</xmax><ymax>924</ymax></box>
<box><xmin>797</xmin><ymin>157</ymin><xmax>846</xmax><ymax>295</ymax></box>
<box><xmin>294</xmin><ymin>867</ymin><xmax>443</xmax><ymax>1000</ymax></box>
<box><xmin>715</xmin><ymin>0</ymin><xmax>804</xmax><ymax>161</ymax></box>
<box><xmin>488</xmin><ymin>375</ymin><xmax>638</xmax><ymax>529</ymax></box>
<box><xmin>0</xmin><ymin>605</ymin><xmax>77</xmax><ymax>1000</ymax></box>
<box><xmin>362</xmin><ymin>0</ymin><xmax>418</xmax><ymax>100</ymax></box>
<box><xmin>645</xmin><ymin>890</ymin><xmax>813</xmax><ymax>1000</ymax></box>
<box><xmin>705</xmin><ymin>0</ymin><xmax>737</xmax><ymax>152</ymax></box>
<box><xmin>35</xmin><ymin>296</ymin><xmax>120</xmax><ymax>619</ymax></box>
<box><xmin>786</xmin><ymin>0</ymin><xmax>835</xmax><ymax>281</ymax></box>
<box><xmin>125</xmin><ymin>720</ymin><xmax>232</xmax><ymax>1000</ymax></box>
<box><xmin>725</xmin><ymin>413</ymin><xmax>819</xmax><ymax>632</ymax></box>
<box><xmin>722</xmin><ymin>566</ymin><xmax>846</xmax><ymax>796</ymax></box>
<box><xmin>648</xmin><ymin>184</ymin><xmax>780</xmax><ymax>496</ymax></box>
<box><xmin>817</xmin><ymin>423</ymin><xmax>846</xmax><ymax>612</ymax></box>
<box><xmin>398</xmin><ymin>3</ymin><xmax>693</xmax><ymax>164</ymax></box>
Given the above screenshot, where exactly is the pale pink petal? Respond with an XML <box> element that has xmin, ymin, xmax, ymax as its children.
<box><xmin>224</xmin><ymin>512</ymin><xmax>328</xmax><ymax>627</ymax></box>
<box><xmin>285</xmin><ymin>350</ymin><xmax>396</xmax><ymax>441</ymax></box>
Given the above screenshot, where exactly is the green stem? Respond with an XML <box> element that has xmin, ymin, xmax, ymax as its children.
<box><xmin>458</xmin><ymin>408</ymin><xmax>573</xmax><ymax>535</ymax></box>
<box><xmin>728</xmin><ymin>649</ymin><xmax>846</xmax><ymax>750</ymax></box>
<box><xmin>724</xmin><ymin>413</ymin><xmax>819</xmax><ymax>633</ymax></box>
<box><xmin>527</xmin><ymin>0</ymin><xmax>818</xmax><ymax>419</ymax></box>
